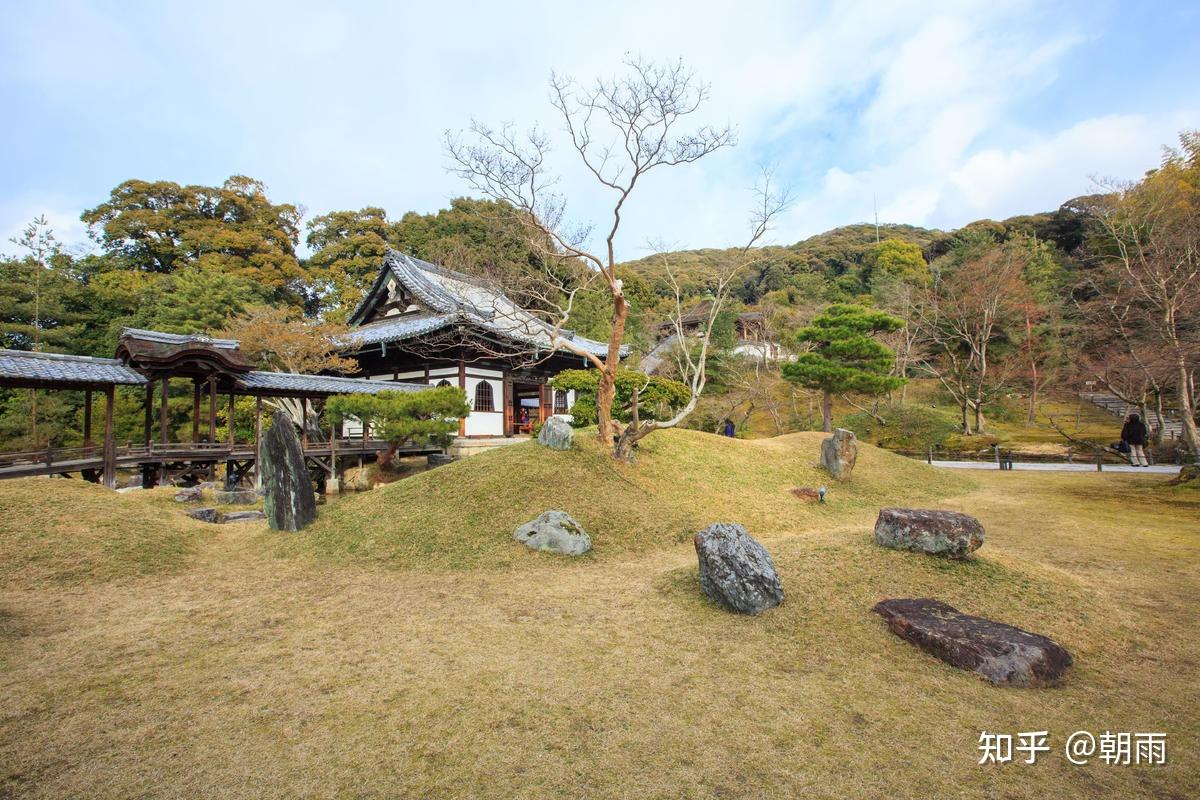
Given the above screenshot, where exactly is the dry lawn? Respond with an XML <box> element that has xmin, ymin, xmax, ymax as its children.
<box><xmin>1</xmin><ymin>432</ymin><xmax>1197</xmax><ymax>799</ymax></box>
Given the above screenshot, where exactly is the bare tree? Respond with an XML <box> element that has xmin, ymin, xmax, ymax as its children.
<box><xmin>446</xmin><ymin>57</ymin><xmax>736</xmax><ymax>458</ymax></box>
<box><xmin>1087</xmin><ymin>133</ymin><xmax>1200</xmax><ymax>456</ymax></box>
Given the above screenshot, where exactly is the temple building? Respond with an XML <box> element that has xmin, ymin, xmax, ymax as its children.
<box><xmin>337</xmin><ymin>251</ymin><xmax>624</xmax><ymax>439</ymax></box>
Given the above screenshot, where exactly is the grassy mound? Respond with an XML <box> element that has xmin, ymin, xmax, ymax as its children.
<box><xmin>0</xmin><ymin>480</ymin><xmax>212</xmax><ymax>587</ymax></box>
<box><xmin>277</xmin><ymin>429</ymin><xmax>975</xmax><ymax>570</ymax></box>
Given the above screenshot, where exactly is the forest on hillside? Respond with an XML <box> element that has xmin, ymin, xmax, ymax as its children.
<box><xmin>1</xmin><ymin>132</ymin><xmax>1197</xmax><ymax>458</ymax></box>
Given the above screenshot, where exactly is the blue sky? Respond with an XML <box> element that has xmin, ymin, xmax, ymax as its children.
<box><xmin>1</xmin><ymin>0</ymin><xmax>1196</xmax><ymax>261</ymax></box>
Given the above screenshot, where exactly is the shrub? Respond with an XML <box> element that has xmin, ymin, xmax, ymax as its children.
<box><xmin>843</xmin><ymin>405</ymin><xmax>955</xmax><ymax>451</ymax></box>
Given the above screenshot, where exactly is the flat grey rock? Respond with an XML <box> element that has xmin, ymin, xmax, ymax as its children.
<box><xmin>214</xmin><ymin>488</ymin><xmax>258</xmax><ymax>505</ymax></box>
<box><xmin>873</xmin><ymin>598</ymin><xmax>1072</xmax><ymax>687</ymax></box>
<box><xmin>874</xmin><ymin>508</ymin><xmax>984</xmax><ymax>559</ymax></box>
<box><xmin>513</xmin><ymin>510</ymin><xmax>591</xmax><ymax>555</ymax></box>
<box><xmin>221</xmin><ymin>510</ymin><xmax>267</xmax><ymax>523</ymax></box>
<box><xmin>186</xmin><ymin>507</ymin><xmax>219</xmax><ymax>523</ymax></box>
<box><xmin>694</xmin><ymin>523</ymin><xmax>784</xmax><ymax>615</ymax></box>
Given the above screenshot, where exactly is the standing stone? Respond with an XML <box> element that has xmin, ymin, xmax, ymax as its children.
<box><xmin>537</xmin><ymin>415</ymin><xmax>574</xmax><ymax>451</ymax></box>
<box><xmin>874</xmin><ymin>508</ymin><xmax>984</xmax><ymax>559</ymax></box>
<box><xmin>693</xmin><ymin>523</ymin><xmax>784</xmax><ymax>615</ymax></box>
<box><xmin>259</xmin><ymin>410</ymin><xmax>317</xmax><ymax>532</ymax></box>
<box><xmin>873</xmin><ymin>598</ymin><xmax>1073</xmax><ymax>687</ymax></box>
<box><xmin>820</xmin><ymin>428</ymin><xmax>858</xmax><ymax>480</ymax></box>
<box><xmin>513</xmin><ymin>510</ymin><xmax>591</xmax><ymax>555</ymax></box>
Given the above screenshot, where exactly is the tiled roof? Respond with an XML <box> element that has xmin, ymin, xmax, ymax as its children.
<box><xmin>347</xmin><ymin>251</ymin><xmax>626</xmax><ymax>358</ymax></box>
<box><xmin>237</xmin><ymin>371</ymin><xmax>428</xmax><ymax>396</ymax></box>
<box><xmin>0</xmin><ymin>349</ymin><xmax>148</xmax><ymax>386</ymax></box>
<box><xmin>340</xmin><ymin>313</ymin><xmax>456</xmax><ymax>348</ymax></box>
<box><xmin>119</xmin><ymin>328</ymin><xmax>240</xmax><ymax>350</ymax></box>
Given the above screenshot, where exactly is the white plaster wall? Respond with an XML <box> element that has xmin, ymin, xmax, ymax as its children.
<box><xmin>465</xmin><ymin>376</ymin><xmax>503</xmax><ymax>436</ymax></box>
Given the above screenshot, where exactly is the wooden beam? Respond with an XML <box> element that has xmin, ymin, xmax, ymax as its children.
<box><xmin>83</xmin><ymin>388</ymin><xmax>93</xmax><ymax>448</ymax></box>
<box><xmin>159</xmin><ymin>376</ymin><xmax>169</xmax><ymax>445</ymax></box>
<box><xmin>102</xmin><ymin>385</ymin><xmax>115</xmax><ymax>489</ymax></box>
<box><xmin>458</xmin><ymin>360</ymin><xmax>466</xmax><ymax>437</ymax></box>
<box><xmin>228</xmin><ymin>393</ymin><xmax>235</xmax><ymax>447</ymax></box>
<box><xmin>254</xmin><ymin>395</ymin><xmax>263</xmax><ymax>491</ymax></box>
<box><xmin>301</xmin><ymin>397</ymin><xmax>309</xmax><ymax>449</ymax></box>
<box><xmin>208</xmin><ymin>378</ymin><xmax>217</xmax><ymax>443</ymax></box>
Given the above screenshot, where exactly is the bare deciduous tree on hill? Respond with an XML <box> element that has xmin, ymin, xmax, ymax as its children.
<box><xmin>447</xmin><ymin>57</ymin><xmax>769</xmax><ymax>460</ymax></box>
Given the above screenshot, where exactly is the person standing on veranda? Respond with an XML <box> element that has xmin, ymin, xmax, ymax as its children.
<box><xmin>1121</xmin><ymin>413</ymin><xmax>1150</xmax><ymax>467</ymax></box>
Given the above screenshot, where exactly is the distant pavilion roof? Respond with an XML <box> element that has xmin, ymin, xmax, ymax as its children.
<box><xmin>116</xmin><ymin>327</ymin><xmax>255</xmax><ymax>376</ymax></box>
<box><xmin>343</xmin><ymin>251</ymin><xmax>626</xmax><ymax>358</ymax></box>
<box><xmin>0</xmin><ymin>349</ymin><xmax>148</xmax><ymax>390</ymax></box>
<box><xmin>235</xmin><ymin>370</ymin><xmax>427</xmax><ymax>398</ymax></box>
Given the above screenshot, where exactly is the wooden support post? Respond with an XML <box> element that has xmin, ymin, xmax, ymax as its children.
<box><xmin>192</xmin><ymin>380</ymin><xmax>201</xmax><ymax>442</ymax></box>
<box><xmin>329</xmin><ymin>413</ymin><xmax>340</xmax><ymax>494</ymax></box>
<box><xmin>228</xmin><ymin>394</ymin><xmax>236</xmax><ymax>447</ymax></box>
<box><xmin>144</xmin><ymin>381</ymin><xmax>154</xmax><ymax>448</ymax></box>
<box><xmin>159</xmin><ymin>376</ymin><xmax>169</xmax><ymax>445</ymax></box>
<box><xmin>254</xmin><ymin>396</ymin><xmax>263</xmax><ymax>490</ymax></box>
<box><xmin>301</xmin><ymin>397</ymin><xmax>309</xmax><ymax>449</ymax></box>
<box><xmin>458</xmin><ymin>361</ymin><xmax>467</xmax><ymax>437</ymax></box>
<box><xmin>208</xmin><ymin>379</ymin><xmax>217</xmax><ymax>443</ymax></box>
<box><xmin>83</xmin><ymin>388</ymin><xmax>93</xmax><ymax>449</ymax></box>
<box><xmin>102</xmin><ymin>386</ymin><xmax>116</xmax><ymax>489</ymax></box>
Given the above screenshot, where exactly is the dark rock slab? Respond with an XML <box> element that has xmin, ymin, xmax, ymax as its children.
<box><xmin>694</xmin><ymin>523</ymin><xmax>784</xmax><ymax>615</ymax></box>
<box><xmin>873</xmin><ymin>598</ymin><xmax>1072</xmax><ymax>687</ymax></box>
<box><xmin>874</xmin><ymin>508</ymin><xmax>984</xmax><ymax>559</ymax></box>
<box><xmin>186</xmin><ymin>507</ymin><xmax>218</xmax><ymax>524</ymax></box>
<box><xmin>259</xmin><ymin>410</ymin><xmax>317</xmax><ymax>532</ymax></box>
<box><xmin>427</xmin><ymin>453</ymin><xmax>456</xmax><ymax>469</ymax></box>
<box><xmin>221</xmin><ymin>510</ymin><xmax>267</xmax><ymax>524</ymax></box>
<box><xmin>174</xmin><ymin>486</ymin><xmax>203</xmax><ymax>503</ymax></box>
<box><xmin>820</xmin><ymin>428</ymin><xmax>857</xmax><ymax>480</ymax></box>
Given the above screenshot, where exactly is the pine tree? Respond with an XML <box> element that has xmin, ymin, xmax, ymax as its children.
<box><xmin>781</xmin><ymin>304</ymin><xmax>905</xmax><ymax>431</ymax></box>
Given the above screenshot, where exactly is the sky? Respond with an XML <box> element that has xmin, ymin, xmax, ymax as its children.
<box><xmin>1</xmin><ymin>0</ymin><xmax>1197</xmax><ymax>262</ymax></box>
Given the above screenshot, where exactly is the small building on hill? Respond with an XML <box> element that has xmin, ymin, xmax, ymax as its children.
<box><xmin>641</xmin><ymin>301</ymin><xmax>781</xmax><ymax>375</ymax></box>
<box><xmin>337</xmin><ymin>251</ymin><xmax>624</xmax><ymax>438</ymax></box>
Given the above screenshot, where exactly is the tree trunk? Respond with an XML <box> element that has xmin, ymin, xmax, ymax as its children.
<box><xmin>974</xmin><ymin>400</ymin><xmax>985</xmax><ymax>435</ymax></box>
<box><xmin>1178</xmin><ymin>360</ymin><xmax>1200</xmax><ymax>457</ymax></box>
<box><xmin>821</xmin><ymin>391</ymin><xmax>832</xmax><ymax>433</ymax></box>
<box><xmin>960</xmin><ymin>401</ymin><xmax>971</xmax><ymax>435</ymax></box>
<box><xmin>596</xmin><ymin>295</ymin><xmax>629</xmax><ymax>450</ymax></box>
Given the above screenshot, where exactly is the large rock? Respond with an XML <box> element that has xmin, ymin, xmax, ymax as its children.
<box><xmin>874</xmin><ymin>507</ymin><xmax>984</xmax><ymax>559</ymax></box>
<box><xmin>259</xmin><ymin>410</ymin><xmax>317</xmax><ymax>532</ymax></box>
<box><xmin>820</xmin><ymin>428</ymin><xmax>858</xmax><ymax>480</ymax></box>
<box><xmin>537</xmin><ymin>415</ymin><xmax>574</xmax><ymax>451</ymax></box>
<box><xmin>873</xmin><ymin>598</ymin><xmax>1072</xmax><ymax>687</ymax></box>
<box><xmin>513</xmin><ymin>510</ymin><xmax>591</xmax><ymax>556</ymax></box>
<box><xmin>186</xmin><ymin>507</ymin><xmax>219</xmax><ymax>523</ymax></box>
<box><xmin>693</xmin><ymin>523</ymin><xmax>784</xmax><ymax>615</ymax></box>
<box><xmin>174</xmin><ymin>486</ymin><xmax>203</xmax><ymax>503</ymax></box>
<box><xmin>221</xmin><ymin>510</ymin><xmax>267</xmax><ymax>524</ymax></box>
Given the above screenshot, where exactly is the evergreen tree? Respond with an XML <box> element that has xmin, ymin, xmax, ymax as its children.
<box><xmin>326</xmin><ymin>386</ymin><xmax>470</xmax><ymax>464</ymax></box>
<box><xmin>781</xmin><ymin>304</ymin><xmax>905</xmax><ymax>431</ymax></box>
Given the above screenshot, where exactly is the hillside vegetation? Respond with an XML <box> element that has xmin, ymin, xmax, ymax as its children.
<box><xmin>271</xmin><ymin>428</ymin><xmax>974</xmax><ymax>570</ymax></box>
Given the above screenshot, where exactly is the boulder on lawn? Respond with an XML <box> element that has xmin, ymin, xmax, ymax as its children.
<box><xmin>873</xmin><ymin>598</ymin><xmax>1072</xmax><ymax>687</ymax></box>
<box><xmin>221</xmin><ymin>510</ymin><xmax>267</xmax><ymax>524</ymax></box>
<box><xmin>874</xmin><ymin>507</ymin><xmax>984</xmax><ymax>559</ymax></box>
<box><xmin>259</xmin><ymin>410</ymin><xmax>318</xmax><ymax>532</ymax></box>
<box><xmin>427</xmin><ymin>453</ymin><xmax>456</xmax><ymax>469</ymax></box>
<box><xmin>186</xmin><ymin>507</ymin><xmax>219</xmax><ymax>524</ymax></box>
<box><xmin>537</xmin><ymin>415</ymin><xmax>574</xmax><ymax>451</ymax></box>
<box><xmin>820</xmin><ymin>428</ymin><xmax>858</xmax><ymax>480</ymax></box>
<box><xmin>693</xmin><ymin>523</ymin><xmax>784</xmax><ymax>615</ymax></box>
<box><xmin>214</xmin><ymin>488</ymin><xmax>257</xmax><ymax>505</ymax></box>
<box><xmin>174</xmin><ymin>486</ymin><xmax>203</xmax><ymax>503</ymax></box>
<box><xmin>513</xmin><ymin>510</ymin><xmax>591</xmax><ymax>556</ymax></box>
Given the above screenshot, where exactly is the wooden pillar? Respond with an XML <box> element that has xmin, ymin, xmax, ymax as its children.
<box><xmin>192</xmin><ymin>380</ymin><xmax>201</xmax><ymax>442</ymax></box>
<box><xmin>102</xmin><ymin>385</ymin><xmax>116</xmax><ymax>489</ymax></box>
<box><xmin>301</xmin><ymin>397</ymin><xmax>309</xmax><ymax>449</ymax></box>
<box><xmin>254</xmin><ymin>396</ymin><xmax>263</xmax><ymax>490</ymax></box>
<box><xmin>207</xmin><ymin>379</ymin><xmax>217</xmax><ymax>443</ymax></box>
<box><xmin>159</xmin><ymin>376</ymin><xmax>169</xmax><ymax>445</ymax></box>
<box><xmin>83</xmin><ymin>388</ymin><xmax>93</xmax><ymax>449</ymax></box>
<box><xmin>503</xmin><ymin>376</ymin><xmax>513</xmax><ymax>437</ymax></box>
<box><xmin>143</xmin><ymin>381</ymin><xmax>154</xmax><ymax>448</ymax></box>
<box><xmin>228</xmin><ymin>394</ymin><xmax>236</xmax><ymax>447</ymax></box>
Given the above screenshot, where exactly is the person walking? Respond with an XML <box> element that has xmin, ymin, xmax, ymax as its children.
<box><xmin>1121</xmin><ymin>413</ymin><xmax>1150</xmax><ymax>467</ymax></box>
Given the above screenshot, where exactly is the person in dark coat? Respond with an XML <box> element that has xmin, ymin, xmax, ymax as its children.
<box><xmin>723</xmin><ymin>419</ymin><xmax>736</xmax><ymax>438</ymax></box>
<box><xmin>1121</xmin><ymin>413</ymin><xmax>1150</xmax><ymax>466</ymax></box>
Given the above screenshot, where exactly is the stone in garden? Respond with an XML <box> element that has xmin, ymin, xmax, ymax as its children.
<box><xmin>214</xmin><ymin>488</ymin><xmax>258</xmax><ymax>505</ymax></box>
<box><xmin>259</xmin><ymin>410</ymin><xmax>318</xmax><ymax>532</ymax></box>
<box><xmin>513</xmin><ymin>510</ymin><xmax>591</xmax><ymax>556</ymax></box>
<box><xmin>197</xmin><ymin>480</ymin><xmax>221</xmax><ymax>491</ymax></box>
<box><xmin>693</xmin><ymin>523</ymin><xmax>784</xmax><ymax>615</ymax></box>
<box><xmin>220</xmin><ymin>510</ymin><xmax>267</xmax><ymax>524</ymax></box>
<box><xmin>174</xmin><ymin>486</ymin><xmax>203</xmax><ymax>503</ymax></box>
<box><xmin>874</xmin><ymin>507</ymin><xmax>984</xmax><ymax>559</ymax></box>
<box><xmin>537</xmin><ymin>415</ymin><xmax>574</xmax><ymax>450</ymax></box>
<box><xmin>427</xmin><ymin>453</ymin><xmax>456</xmax><ymax>469</ymax></box>
<box><xmin>820</xmin><ymin>428</ymin><xmax>857</xmax><ymax>480</ymax></box>
<box><xmin>186</xmin><ymin>507</ymin><xmax>219</xmax><ymax>523</ymax></box>
<box><xmin>872</xmin><ymin>598</ymin><xmax>1072</xmax><ymax>687</ymax></box>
